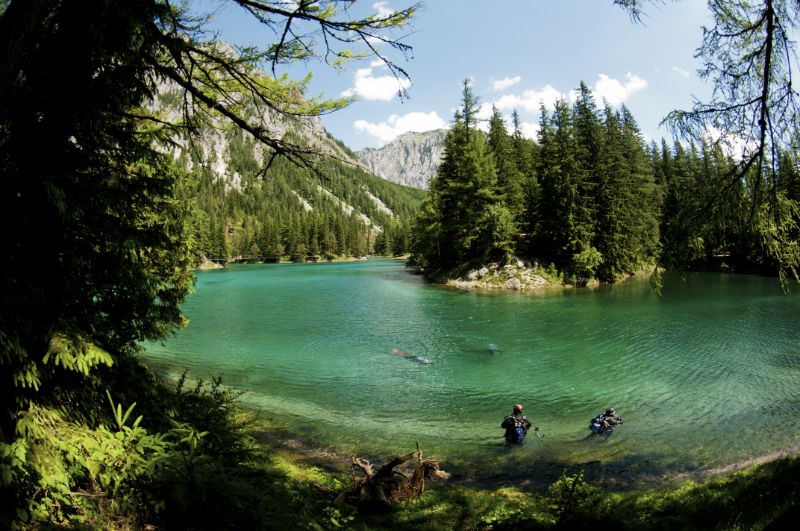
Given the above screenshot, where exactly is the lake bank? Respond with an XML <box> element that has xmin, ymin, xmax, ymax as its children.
<box><xmin>194</xmin><ymin>254</ymin><xmax>376</xmax><ymax>270</ymax></box>
<box><xmin>210</xmin><ymin>387</ymin><xmax>800</xmax><ymax>494</ymax></box>
<box><xmin>417</xmin><ymin>257</ymin><xmax>661</xmax><ymax>293</ymax></box>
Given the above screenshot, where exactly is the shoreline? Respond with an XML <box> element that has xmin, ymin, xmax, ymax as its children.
<box><xmin>423</xmin><ymin>261</ymin><xmax>639</xmax><ymax>293</ymax></box>
<box><xmin>193</xmin><ymin>254</ymin><xmax>380</xmax><ymax>270</ymax></box>
<box><xmin>245</xmin><ymin>410</ymin><xmax>800</xmax><ymax>493</ymax></box>
<box><xmin>426</xmin><ymin>262</ymin><xmax>662</xmax><ymax>293</ymax></box>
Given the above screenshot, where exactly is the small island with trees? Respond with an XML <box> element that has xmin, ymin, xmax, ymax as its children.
<box><xmin>411</xmin><ymin>78</ymin><xmax>799</xmax><ymax>291</ymax></box>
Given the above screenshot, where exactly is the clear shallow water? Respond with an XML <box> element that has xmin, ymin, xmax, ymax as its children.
<box><xmin>144</xmin><ymin>259</ymin><xmax>800</xmax><ymax>484</ymax></box>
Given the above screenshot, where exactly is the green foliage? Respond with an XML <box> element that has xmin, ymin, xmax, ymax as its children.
<box><xmin>570</xmin><ymin>246</ymin><xmax>603</xmax><ymax>286</ymax></box>
<box><xmin>413</xmin><ymin>80</ymin><xmax>503</xmax><ymax>271</ymax></box>
<box><xmin>546</xmin><ymin>470</ymin><xmax>602</xmax><ymax>525</ymax></box>
<box><xmin>44</xmin><ymin>336</ymin><xmax>114</xmax><ymax>378</ymax></box>
<box><xmin>756</xmin><ymin>191</ymin><xmax>800</xmax><ymax>284</ymax></box>
<box><xmin>412</xmin><ymin>80</ymin><xmax>662</xmax><ymax>284</ymax></box>
<box><xmin>0</xmin><ymin>402</ymin><xmax>171</xmax><ymax>527</ymax></box>
<box><xmin>178</xmin><ymin>134</ymin><xmax>424</xmax><ymax>263</ymax></box>
<box><xmin>475</xmin><ymin>204</ymin><xmax>518</xmax><ymax>261</ymax></box>
<box><xmin>488</xmin><ymin>106</ymin><xmax>526</xmax><ymax>223</ymax></box>
<box><xmin>0</xmin><ymin>366</ymin><xmax>284</xmax><ymax>529</ymax></box>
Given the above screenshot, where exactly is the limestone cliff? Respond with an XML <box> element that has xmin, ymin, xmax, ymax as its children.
<box><xmin>357</xmin><ymin>129</ymin><xmax>446</xmax><ymax>189</ymax></box>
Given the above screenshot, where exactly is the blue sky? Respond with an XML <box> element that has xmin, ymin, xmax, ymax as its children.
<box><xmin>196</xmin><ymin>0</ymin><xmax>712</xmax><ymax>151</ymax></box>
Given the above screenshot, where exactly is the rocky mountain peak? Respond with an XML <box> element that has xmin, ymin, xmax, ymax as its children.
<box><xmin>357</xmin><ymin>129</ymin><xmax>446</xmax><ymax>189</ymax></box>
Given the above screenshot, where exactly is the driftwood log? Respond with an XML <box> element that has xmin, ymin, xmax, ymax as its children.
<box><xmin>334</xmin><ymin>445</ymin><xmax>450</xmax><ymax>509</ymax></box>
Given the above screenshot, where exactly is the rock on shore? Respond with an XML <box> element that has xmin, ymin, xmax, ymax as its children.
<box><xmin>446</xmin><ymin>260</ymin><xmax>560</xmax><ymax>291</ymax></box>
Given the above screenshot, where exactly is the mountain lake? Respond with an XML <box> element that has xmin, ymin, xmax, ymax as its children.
<box><xmin>143</xmin><ymin>258</ymin><xmax>800</xmax><ymax>487</ymax></box>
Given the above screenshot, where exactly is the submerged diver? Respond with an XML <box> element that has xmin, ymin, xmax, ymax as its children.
<box><xmin>589</xmin><ymin>408</ymin><xmax>623</xmax><ymax>435</ymax></box>
<box><xmin>391</xmin><ymin>348</ymin><xmax>433</xmax><ymax>366</ymax></box>
<box><xmin>501</xmin><ymin>404</ymin><xmax>532</xmax><ymax>445</ymax></box>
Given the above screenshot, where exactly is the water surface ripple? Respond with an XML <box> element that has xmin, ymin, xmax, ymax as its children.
<box><xmin>144</xmin><ymin>260</ymin><xmax>800</xmax><ymax>483</ymax></box>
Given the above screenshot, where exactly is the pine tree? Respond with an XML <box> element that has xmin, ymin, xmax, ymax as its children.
<box><xmin>412</xmin><ymin>80</ymin><xmax>511</xmax><ymax>269</ymax></box>
<box><xmin>594</xmin><ymin>106</ymin><xmax>626</xmax><ymax>281</ymax></box>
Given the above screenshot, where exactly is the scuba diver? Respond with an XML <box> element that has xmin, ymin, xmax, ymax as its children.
<box><xmin>501</xmin><ymin>404</ymin><xmax>532</xmax><ymax>445</ymax></box>
<box><xmin>391</xmin><ymin>348</ymin><xmax>433</xmax><ymax>365</ymax></box>
<box><xmin>589</xmin><ymin>408</ymin><xmax>623</xmax><ymax>435</ymax></box>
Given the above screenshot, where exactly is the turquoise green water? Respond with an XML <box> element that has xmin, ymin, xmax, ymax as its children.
<box><xmin>144</xmin><ymin>259</ymin><xmax>800</xmax><ymax>484</ymax></box>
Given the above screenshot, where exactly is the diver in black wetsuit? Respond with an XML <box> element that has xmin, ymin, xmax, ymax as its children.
<box><xmin>501</xmin><ymin>404</ymin><xmax>532</xmax><ymax>445</ymax></box>
<box><xmin>589</xmin><ymin>408</ymin><xmax>623</xmax><ymax>434</ymax></box>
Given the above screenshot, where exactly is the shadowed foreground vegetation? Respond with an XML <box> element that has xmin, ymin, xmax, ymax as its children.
<box><xmin>3</xmin><ymin>358</ymin><xmax>797</xmax><ymax>529</ymax></box>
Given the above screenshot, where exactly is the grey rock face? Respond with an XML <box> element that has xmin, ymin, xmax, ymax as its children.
<box><xmin>357</xmin><ymin>129</ymin><xmax>446</xmax><ymax>189</ymax></box>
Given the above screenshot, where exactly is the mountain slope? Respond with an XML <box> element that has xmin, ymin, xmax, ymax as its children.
<box><xmin>153</xmin><ymin>82</ymin><xmax>425</xmax><ymax>262</ymax></box>
<box><xmin>358</xmin><ymin>129</ymin><xmax>447</xmax><ymax>189</ymax></box>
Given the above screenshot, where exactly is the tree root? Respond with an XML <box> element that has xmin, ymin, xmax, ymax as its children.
<box><xmin>334</xmin><ymin>445</ymin><xmax>450</xmax><ymax>509</ymax></box>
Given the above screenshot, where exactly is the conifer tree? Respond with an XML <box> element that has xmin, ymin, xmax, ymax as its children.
<box><xmin>618</xmin><ymin>106</ymin><xmax>661</xmax><ymax>274</ymax></box>
<box><xmin>594</xmin><ymin>106</ymin><xmax>626</xmax><ymax>281</ymax></box>
<box><xmin>488</xmin><ymin>106</ymin><xmax>526</xmax><ymax>223</ymax></box>
<box><xmin>412</xmin><ymin>80</ymin><xmax>511</xmax><ymax>269</ymax></box>
<box><xmin>511</xmin><ymin>110</ymin><xmax>537</xmax><ymax>182</ymax></box>
<box><xmin>533</xmin><ymin>100</ymin><xmax>597</xmax><ymax>282</ymax></box>
<box><xmin>510</xmin><ymin>110</ymin><xmax>539</xmax><ymax>243</ymax></box>
<box><xmin>572</xmin><ymin>82</ymin><xmax>603</xmax><ymax>230</ymax></box>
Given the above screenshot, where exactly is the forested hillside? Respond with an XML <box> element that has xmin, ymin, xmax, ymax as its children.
<box><xmin>175</xmin><ymin>131</ymin><xmax>424</xmax><ymax>262</ymax></box>
<box><xmin>155</xmin><ymin>87</ymin><xmax>424</xmax><ymax>264</ymax></box>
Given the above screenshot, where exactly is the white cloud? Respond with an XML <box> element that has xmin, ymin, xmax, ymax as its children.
<box><xmin>672</xmin><ymin>66</ymin><xmax>690</xmax><ymax>78</ymax></box>
<box><xmin>342</xmin><ymin>64</ymin><xmax>411</xmax><ymax>101</ymax></box>
<box><xmin>593</xmin><ymin>72</ymin><xmax>647</xmax><ymax>106</ymax></box>
<box><xmin>373</xmin><ymin>1</ymin><xmax>394</xmax><ymax>18</ymax></box>
<box><xmin>703</xmin><ymin>126</ymin><xmax>754</xmax><ymax>158</ymax></box>
<box><xmin>519</xmin><ymin>121</ymin><xmax>540</xmax><ymax>139</ymax></box>
<box><xmin>484</xmin><ymin>74</ymin><xmax>646</xmax><ymax>116</ymax></box>
<box><xmin>492</xmin><ymin>85</ymin><xmax>566</xmax><ymax>113</ymax></box>
<box><xmin>477</xmin><ymin>103</ymin><xmax>494</xmax><ymax>122</ymax></box>
<box><xmin>354</xmin><ymin>111</ymin><xmax>447</xmax><ymax>144</ymax></box>
<box><xmin>493</xmin><ymin>76</ymin><xmax>522</xmax><ymax>91</ymax></box>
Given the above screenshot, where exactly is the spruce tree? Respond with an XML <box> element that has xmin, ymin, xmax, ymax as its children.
<box><xmin>572</xmin><ymin>82</ymin><xmax>603</xmax><ymax>231</ymax></box>
<box><xmin>533</xmin><ymin>99</ymin><xmax>597</xmax><ymax>282</ymax></box>
<box><xmin>412</xmin><ymin>80</ymin><xmax>510</xmax><ymax>270</ymax></box>
<box><xmin>488</xmin><ymin>106</ymin><xmax>526</xmax><ymax>223</ymax></box>
<box><xmin>619</xmin><ymin>106</ymin><xmax>661</xmax><ymax>274</ymax></box>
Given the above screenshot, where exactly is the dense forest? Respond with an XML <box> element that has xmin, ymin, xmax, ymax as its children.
<box><xmin>176</xmin><ymin>128</ymin><xmax>424</xmax><ymax>262</ymax></box>
<box><xmin>411</xmin><ymin>80</ymin><xmax>800</xmax><ymax>285</ymax></box>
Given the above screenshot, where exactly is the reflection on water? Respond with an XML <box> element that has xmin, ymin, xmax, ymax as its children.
<box><xmin>144</xmin><ymin>260</ymin><xmax>800</xmax><ymax>483</ymax></box>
